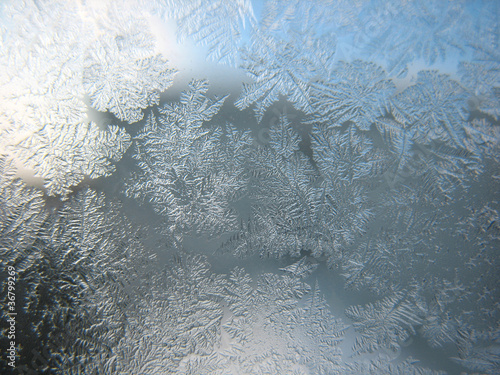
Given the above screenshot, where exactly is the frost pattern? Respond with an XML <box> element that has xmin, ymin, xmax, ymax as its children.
<box><xmin>1</xmin><ymin>188</ymin><xmax>156</xmax><ymax>373</ymax></box>
<box><xmin>126</xmin><ymin>80</ymin><xmax>252</xmax><ymax>235</ymax></box>
<box><xmin>78</xmin><ymin>257</ymin><xmax>346</xmax><ymax>375</ymax></box>
<box><xmin>310</xmin><ymin>124</ymin><xmax>374</xmax><ymax>256</ymax></box>
<box><xmin>412</xmin><ymin>280</ymin><xmax>461</xmax><ymax>349</ymax></box>
<box><xmin>0</xmin><ymin>0</ymin><xmax>88</xmax><ymax>130</ymax></box>
<box><xmin>0</xmin><ymin>0</ymin><xmax>150</xmax><ymax>197</ymax></box>
<box><xmin>339</xmin><ymin>181</ymin><xmax>442</xmax><ymax>294</ymax></box>
<box><xmin>344</xmin><ymin>356</ymin><xmax>447</xmax><ymax>375</ymax></box>
<box><xmin>390</xmin><ymin>71</ymin><xmax>469</xmax><ymax>148</ymax></box>
<box><xmin>260</xmin><ymin>0</ymin><xmax>362</xmax><ymax>35</ymax></box>
<box><xmin>288</xmin><ymin>280</ymin><xmax>346</xmax><ymax>373</ymax></box>
<box><xmin>221</xmin><ymin>118</ymin><xmax>373</xmax><ymax>261</ymax></box>
<box><xmin>235</xmin><ymin>30</ymin><xmax>335</xmax><ymax>122</ymax></box>
<box><xmin>220</xmin><ymin>270</ymin><xmax>345</xmax><ymax>374</ymax></box>
<box><xmin>83</xmin><ymin>35</ymin><xmax>177</xmax><ymax>123</ymax></box>
<box><xmin>458</xmin><ymin>1</ymin><xmax>499</xmax><ymax>121</ymax></box>
<box><xmin>453</xmin><ymin>326</ymin><xmax>500</xmax><ymax>375</ymax></box>
<box><xmin>459</xmin><ymin>61</ymin><xmax>500</xmax><ymax>121</ymax></box>
<box><xmin>353</xmin><ymin>0</ymin><xmax>468</xmax><ymax>76</ymax></box>
<box><xmin>105</xmin><ymin>254</ymin><xmax>227</xmax><ymax>374</ymax></box>
<box><xmin>164</xmin><ymin>0</ymin><xmax>256</xmax><ymax>66</ymax></box>
<box><xmin>0</xmin><ymin>156</ymin><xmax>47</xmax><ymax>268</ymax></box>
<box><xmin>311</xmin><ymin>124</ymin><xmax>377</xmax><ymax>183</ymax></box>
<box><xmin>0</xmin><ymin>0</ymin><xmax>499</xmax><ymax>373</ymax></box>
<box><xmin>279</xmin><ymin>256</ymin><xmax>318</xmax><ymax>279</ymax></box>
<box><xmin>458</xmin><ymin>29</ymin><xmax>500</xmax><ymax>125</ymax></box>
<box><xmin>345</xmin><ymin>292</ymin><xmax>422</xmax><ymax>356</ymax></box>
<box><xmin>221</xmin><ymin>115</ymin><xmax>328</xmax><ymax>258</ymax></box>
<box><xmin>463</xmin><ymin>118</ymin><xmax>500</xmax><ymax>161</ymax></box>
<box><xmin>373</xmin><ymin>70</ymin><xmax>484</xmax><ymax>198</ymax></box>
<box><xmin>15</xmin><ymin>121</ymin><xmax>131</xmax><ymax>197</ymax></box>
<box><xmin>308</xmin><ymin>60</ymin><xmax>396</xmax><ymax>130</ymax></box>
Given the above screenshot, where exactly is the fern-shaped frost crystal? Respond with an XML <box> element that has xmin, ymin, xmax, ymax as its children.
<box><xmin>0</xmin><ymin>156</ymin><xmax>47</xmax><ymax>267</ymax></box>
<box><xmin>235</xmin><ymin>30</ymin><xmax>335</xmax><ymax>122</ymax></box>
<box><xmin>244</xmin><ymin>124</ymin><xmax>325</xmax><ymax>257</ymax></box>
<box><xmin>355</xmin><ymin>0</ymin><xmax>468</xmax><ymax>76</ymax></box>
<box><xmin>309</xmin><ymin>60</ymin><xmax>395</xmax><ymax>130</ymax></box>
<box><xmin>311</xmin><ymin>124</ymin><xmax>375</xmax><ymax>183</ymax></box>
<box><xmin>169</xmin><ymin>0</ymin><xmax>256</xmax><ymax>66</ymax></box>
<box><xmin>391</xmin><ymin>71</ymin><xmax>469</xmax><ymax>148</ymax></box>
<box><xmin>1</xmin><ymin>187</ymin><xmax>156</xmax><ymax>372</ymax></box>
<box><xmin>0</xmin><ymin>0</ymin><xmax>140</xmax><ymax>198</ymax></box>
<box><xmin>345</xmin><ymin>292</ymin><xmax>423</xmax><ymax>355</ymax></box>
<box><xmin>279</xmin><ymin>256</ymin><xmax>318</xmax><ymax>279</ymax></box>
<box><xmin>1</xmin><ymin>0</ymin><xmax>499</xmax><ymax>372</ymax></box>
<box><xmin>15</xmin><ymin>122</ymin><xmax>131</xmax><ymax>197</ymax></box>
<box><xmin>83</xmin><ymin>36</ymin><xmax>177</xmax><ymax>124</ymax></box>
<box><xmin>222</xmin><ymin>269</ymin><xmax>345</xmax><ymax>374</ymax></box>
<box><xmin>126</xmin><ymin>80</ymin><xmax>251</xmax><ymax>235</ymax></box>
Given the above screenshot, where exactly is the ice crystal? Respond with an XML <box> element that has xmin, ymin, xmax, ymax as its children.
<box><xmin>345</xmin><ymin>356</ymin><xmax>447</xmax><ymax>375</ymax></box>
<box><xmin>227</xmin><ymin>267</ymin><xmax>309</xmax><ymax>315</ymax></box>
<box><xmin>390</xmin><ymin>71</ymin><xmax>469</xmax><ymax>148</ymax></box>
<box><xmin>341</xmin><ymin>240</ymin><xmax>403</xmax><ymax>293</ymax></box>
<box><xmin>318</xmin><ymin>180</ymin><xmax>373</xmax><ymax>252</ymax></box>
<box><xmin>460</xmin><ymin>2</ymin><xmax>500</xmax><ymax>120</ymax></box>
<box><xmin>354</xmin><ymin>0</ymin><xmax>467</xmax><ymax>76</ymax></box>
<box><xmin>463</xmin><ymin>118</ymin><xmax>500</xmax><ymax>161</ymax></box>
<box><xmin>453</xmin><ymin>326</ymin><xmax>500</xmax><ymax>375</ymax></box>
<box><xmin>86</xmin><ymin>258</ymin><xmax>344</xmax><ymax>375</ymax></box>
<box><xmin>279</xmin><ymin>256</ymin><xmax>318</xmax><ymax>279</ymax></box>
<box><xmin>310</xmin><ymin>125</ymin><xmax>374</xmax><ymax>254</ymax></box>
<box><xmin>0</xmin><ymin>156</ymin><xmax>47</xmax><ymax>268</ymax></box>
<box><xmin>374</xmin><ymin>115</ymin><xmax>417</xmax><ymax>178</ymax></box>
<box><xmin>0</xmin><ymin>0</ymin><xmax>139</xmax><ymax>197</ymax></box>
<box><xmin>236</xmin><ymin>125</ymin><xmax>325</xmax><ymax>257</ymax></box>
<box><xmin>83</xmin><ymin>36</ymin><xmax>177</xmax><ymax>124</ymax></box>
<box><xmin>308</xmin><ymin>60</ymin><xmax>395</xmax><ymax>131</ymax></box>
<box><xmin>288</xmin><ymin>281</ymin><xmax>346</xmax><ymax>373</ymax></box>
<box><xmin>376</xmin><ymin>117</ymin><xmax>482</xmax><ymax>197</ymax></box>
<box><xmin>345</xmin><ymin>292</ymin><xmax>423</xmax><ymax>355</ymax></box>
<box><xmin>38</xmin><ymin>189</ymin><xmax>155</xmax><ymax>369</ymax></box>
<box><xmin>450</xmin><ymin>200</ymin><xmax>500</xmax><ymax>328</ymax></box>
<box><xmin>1</xmin><ymin>0</ymin><xmax>499</xmax><ymax>373</ymax></box>
<box><xmin>158</xmin><ymin>79</ymin><xmax>228</xmax><ymax>128</ymax></box>
<box><xmin>268</xmin><ymin>113</ymin><xmax>301</xmax><ymax>159</ymax></box>
<box><xmin>15</xmin><ymin>121</ymin><xmax>131</xmax><ymax>197</ymax></box>
<box><xmin>222</xmin><ymin>119</ymin><xmax>372</xmax><ymax>260</ymax></box>
<box><xmin>221</xmin><ymin>270</ymin><xmax>345</xmax><ymax>375</ymax></box>
<box><xmin>459</xmin><ymin>60</ymin><xmax>500</xmax><ymax>122</ymax></box>
<box><xmin>0</xmin><ymin>0</ymin><xmax>89</xmax><ymax>129</ymax></box>
<box><xmin>337</xmin><ymin>176</ymin><xmax>448</xmax><ymax>295</ymax></box>
<box><xmin>110</xmin><ymin>254</ymin><xmax>227</xmax><ymax>374</ymax></box>
<box><xmin>235</xmin><ymin>30</ymin><xmax>335</xmax><ymax>122</ymax></box>
<box><xmin>260</xmin><ymin>0</ymin><xmax>363</xmax><ymax>36</ymax></box>
<box><xmin>126</xmin><ymin>80</ymin><xmax>251</xmax><ymax>235</ymax></box>
<box><xmin>458</xmin><ymin>202</ymin><xmax>500</xmax><ymax>247</ymax></box>
<box><xmin>167</xmin><ymin>0</ymin><xmax>256</xmax><ymax>66</ymax></box>
<box><xmin>260</xmin><ymin>0</ymin><xmax>325</xmax><ymax>34</ymax></box>
<box><xmin>311</xmin><ymin>124</ymin><xmax>376</xmax><ymax>183</ymax></box>
<box><xmin>418</xmin><ymin>302</ymin><xmax>458</xmax><ymax>349</ymax></box>
<box><xmin>1</xmin><ymin>188</ymin><xmax>155</xmax><ymax>373</ymax></box>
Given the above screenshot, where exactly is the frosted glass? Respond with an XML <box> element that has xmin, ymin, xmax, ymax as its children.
<box><xmin>0</xmin><ymin>1</ymin><xmax>498</xmax><ymax>374</ymax></box>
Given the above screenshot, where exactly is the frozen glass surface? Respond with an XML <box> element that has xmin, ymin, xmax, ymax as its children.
<box><xmin>0</xmin><ymin>1</ymin><xmax>498</xmax><ymax>374</ymax></box>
